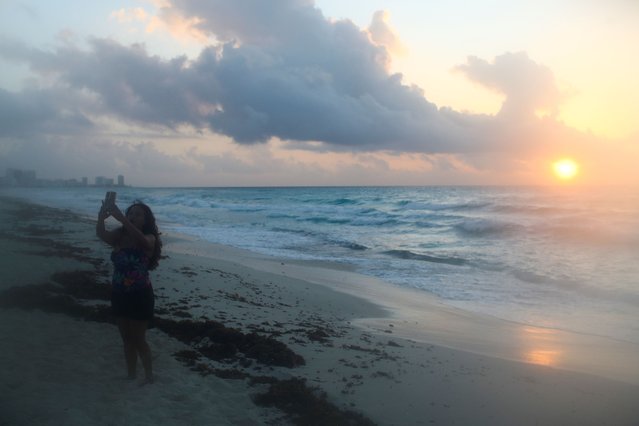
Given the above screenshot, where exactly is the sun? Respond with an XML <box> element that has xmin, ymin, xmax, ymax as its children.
<box><xmin>553</xmin><ymin>158</ymin><xmax>579</xmax><ymax>180</ymax></box>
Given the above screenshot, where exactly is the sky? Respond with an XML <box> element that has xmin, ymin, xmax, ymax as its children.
<box><xmin>0</xmin><ymin>0</ymin><xmax>637</xmax><ymax>187</ymax></box>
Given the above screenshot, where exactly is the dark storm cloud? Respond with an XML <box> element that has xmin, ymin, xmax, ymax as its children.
<box><xmin>162</xmin><ymin>0</ymin><xmax>459</xmax><ymax>149</ymax></box>
<box><xmin>0</xmin><ymin>87</ymin><xmax>93</xmax><ymax>137</ymax></box>
<box><xmin>0</xmin><ymin>1</ymin><xmax>588</xmax><ymax>157</ymax></box>
<box><xmin>6</xmin><ymin>38</ymin><xmax>202</xmax><ymax>128</ymax></box>
<box><xmin>168</xmin><ymin>0</ymin><xmax>325</xmax><ymax>46</ymax></box>
<box><xmin>0</xmin><ymin>34</ymin><xmax>461</xmax><ymax>152</ymax></box>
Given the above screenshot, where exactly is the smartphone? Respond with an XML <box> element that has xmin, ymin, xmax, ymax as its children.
<box><xmin>104</xmin><ymin>191</ymin><xmax>117</xmax><ymax>208</ymax></box>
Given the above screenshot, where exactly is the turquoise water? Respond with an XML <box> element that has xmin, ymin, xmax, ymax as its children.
<box><xmin>6</xmin><ymin>185</ymin><xmax>639</xmax><ymax>344</ymax></box>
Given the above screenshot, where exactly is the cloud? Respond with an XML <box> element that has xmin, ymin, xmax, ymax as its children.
<box><xmin>110</xmin><ymin>8</ymin><xmax>149</xmax><ymax>24</ymax></box>
<box><xmin>0</xmin><ymin>87</ymin><xmax>94</xmax><ymax>138</ymax></box>
<box><xmin>367</xmin><ymin>10</ymin><xmax>406</xmax><ymax>56</ymax></box>
<box><xmin>0</xmin><ymin>0</ymin><xmax>624</xmax><ymax>186</ymax></box>
<box><xmin>145</xmin><ymin>10</ymin><xmax>210</xmax><ymax>44</ymax></box>
<box><xmin>454</xmin><ymin>52</ymin><xmax>564</xmax><ymax>119</ymax></box>
<box><xmin>0</xmin><ymin>20</ymin><xmax>461</xmax><ymax>153</ymax></box>
<box><xmin>166</xmin><ymin>0</ymin><xmax>321</xmax><ymax>46</ymax></box>
<box><xmin>0</xmin><ymin>135</ymin><xmax>198</xmax><ymax>186</ymax></box>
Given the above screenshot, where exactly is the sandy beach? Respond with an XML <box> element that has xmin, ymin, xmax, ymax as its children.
<box><xmin>1</xmin><ymin>195</ymin><xmax>638</xmax><ymax>426</ymax></box>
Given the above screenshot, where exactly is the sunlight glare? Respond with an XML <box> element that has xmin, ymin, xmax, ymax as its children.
<box><xmin>553</xmin><ymin>158</ymin><xmax>579</xmax><ymax>180</ymax></box>
<box><xmin>521</xmin><ymin>327</ymin><xmax>563</xmax><ymax>367</ymax></box>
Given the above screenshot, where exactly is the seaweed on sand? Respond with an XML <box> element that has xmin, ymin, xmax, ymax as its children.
<box><xmin>0</xmin><ymin>271</ymin><xmax>112</xmax><ymax>323</ymax></box>
<box><xmin>253</xmin><ymin>377</ymin><xmax>376</xmax><ymax>426</ymax></box>
<box><xmin>0</xmin><ymin>196</ymin><xmax>377</xmax><ymax>425</ymax></box>
<box><xmin>0</xmin><ymin>277</ymin><xmax>375</xmax><ymax>425</ymax></box>
<box><xmin>153</xmin><ymin>317</ymin><xmax>305</xmax><ymax>367</ymax></box>
<box><xmin>0</xmin><ymin>272</ymin><xmax>304</xmax><ymax>368</ymax></box>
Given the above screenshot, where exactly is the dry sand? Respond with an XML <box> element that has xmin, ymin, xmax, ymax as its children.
<box><xmin>1</xmin><ymin>195</ymin><xmax>637</xmax><ymax>425</ymax></box>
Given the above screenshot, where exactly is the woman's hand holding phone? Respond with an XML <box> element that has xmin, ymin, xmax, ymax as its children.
<box><xmin>100</xmin><ymin>191</ymin><xmax>117</xmax><ymax>219</ymax></box>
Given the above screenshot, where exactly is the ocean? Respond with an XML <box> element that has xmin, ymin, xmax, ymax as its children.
<box><xmin>5</xmin><ymin>185</ymin><xmax>638</xmax><ymax>345</ymax></box>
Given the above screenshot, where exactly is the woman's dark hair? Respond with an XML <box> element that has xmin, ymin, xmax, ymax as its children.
<box><xmin>124</xmin><ymin>201</ymin><xmax>162</xmax><ymax>270</ymax></box>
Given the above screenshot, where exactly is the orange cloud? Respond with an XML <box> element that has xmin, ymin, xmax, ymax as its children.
<box><xmin>368</xmin><ymin>10</ymin><xmax>407</xmax><ymax>57</ymax></box>
<box><xmin>146</xmin><ymin>9</ymin><xmax>210</xmax><ymax>44</ymax></box>
<box><xmin>110</xmin><ymin>8</ymin><xmax>149</xmax><ymax>24</ymax></box>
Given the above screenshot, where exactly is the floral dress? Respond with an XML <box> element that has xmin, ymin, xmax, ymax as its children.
<box><xmin>110</xmin><ymin>247</ymin><xmax>154</xmax><ymax>320</ymax></box>
<box><xmin>111</xmin><ymin>247</ymin><xmax>152</xmax><ymax>292</ymax></box>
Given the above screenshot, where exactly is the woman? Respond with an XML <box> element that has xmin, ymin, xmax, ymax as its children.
<box><xmin>96</xmin><ymin>200</ymin><xmax>162</xmax><ymax>384</ymax></box>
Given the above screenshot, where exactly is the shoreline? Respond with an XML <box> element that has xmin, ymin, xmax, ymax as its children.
<box><xmin>4</xmin><ymin>186</ymin><xmax>638</xmax><ymax>347</ymax></box>
<box><xmin>1</xmin><ymin>196</ymin><xmax>638</xmax><ymax>425</ymax></box>
<box><xmin>163</xmin><ymin>230</ymin><xmax>639</xmax><ymax>386</ymax></box>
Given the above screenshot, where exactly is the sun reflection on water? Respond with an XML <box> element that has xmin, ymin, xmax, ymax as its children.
<box><xmin>521</xmin><ymin>327</ymin><xmax>563</xmax><ymax>367</ymax></box>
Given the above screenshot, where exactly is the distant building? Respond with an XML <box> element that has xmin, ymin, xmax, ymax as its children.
<box><xmin>5</xmin><ymin>169</ymin><xmax>37</xmax><ymax>187</ymax></box>
<box><xmin>1</xmin><ymin>169</ymin><xmax>126</xmax><ymax>188</ymax></box>
<box><xmin>95</xmin><ymin>176</ymin><xmax>114</xmax><ymax>186</ymax></box>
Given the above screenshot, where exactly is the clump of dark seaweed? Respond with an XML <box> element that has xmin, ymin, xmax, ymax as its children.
<box><xmin>253</xmin><ymin>378</ymin><xmax>376</xmax><ymax>426</ymax></box>
<box><xmin>306</xmin><ymin>327</ymin><xmax>331</xmax><ymax>343</ymax></box>
<box><xmin>51</xmin><ymin>270</ymin><xmax>111</xmax><ymax>301</ymax></box>
<box><xmin>0</xmin><ymin>281</ymin><xmax>112</xmax><ymax>324</ymax></box>
<box><xmin>154</xmin><ymin>318</ymin><xmax>305</xmax><ymax>367</ymax></box>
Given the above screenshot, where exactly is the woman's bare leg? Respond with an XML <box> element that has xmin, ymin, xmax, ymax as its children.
<box><xmin>117</xmin><ymin>318</ymin><xmax>138</xmax><ymax>379</ymax></box>
<box><xmin>130</xmin><ymin>319</ymin><xmax>153</xmax><ymax>383</ymax></box>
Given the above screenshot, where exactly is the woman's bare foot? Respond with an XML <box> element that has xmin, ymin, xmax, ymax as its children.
<box><xmin>139</xmin><ymin>375</ymin><xmax>154</xmax><ymax>386</ymax></box>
